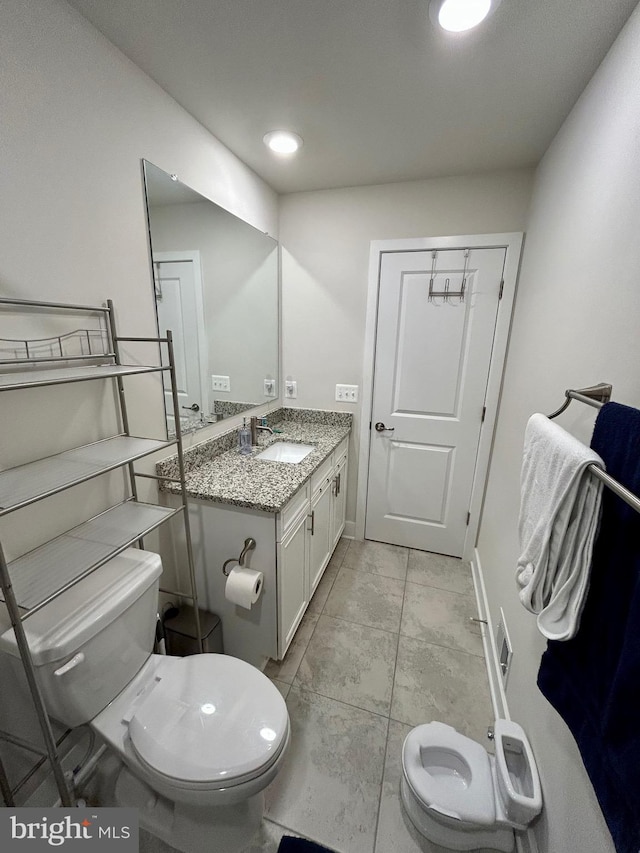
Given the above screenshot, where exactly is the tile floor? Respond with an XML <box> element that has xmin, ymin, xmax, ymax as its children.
<box><xmin>260</xmin><ymin>538</ymin><xmax>494</xmax><ymax>853</ymax></box>
<box><xmin>140</xmin><ymin>538</ymin><xmax>494</xmax><ymax>853</ymax></box>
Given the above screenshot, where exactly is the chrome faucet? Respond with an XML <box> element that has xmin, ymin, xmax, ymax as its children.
<box><xmin>250</xmin><ymin>416</ymin><xmax>274</xmax><ymax>446</ymax></box>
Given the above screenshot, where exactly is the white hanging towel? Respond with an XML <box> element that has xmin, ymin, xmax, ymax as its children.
<box><xmin>516</xmin><ymin>413</ymin><xmax>604</xmax><ymax>641</ymax></box>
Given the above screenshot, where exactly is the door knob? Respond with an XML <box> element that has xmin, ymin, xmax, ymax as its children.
<box><xmin>182</xmin><ymin>403</ymin><xmax>200</xmax><ymax>412</ymax></box>
<box><xmin>375</xmin><ymin>422</ymin><xmax>394</xmax><ymax>432</ymax></box>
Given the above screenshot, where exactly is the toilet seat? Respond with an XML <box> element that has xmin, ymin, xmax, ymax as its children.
<box><xmin>128</xmin><ymin>654</ymin><xmax>289</xmax><ymax>788</ymax></box>
<box><xmin>402</xmin><ymin>722</ymin><xmax>495</xmax><ymax>826</ymax></box>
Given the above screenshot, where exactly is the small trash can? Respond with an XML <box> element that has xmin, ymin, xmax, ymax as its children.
<box><xmin>163</xmin><ymin>605</ymin><xmax>223</xmax><ymax>656</ymax></box>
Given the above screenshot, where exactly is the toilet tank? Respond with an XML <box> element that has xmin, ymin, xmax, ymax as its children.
<box><xmin>0</xmin><ymin>549</ymin><xmax>162</xmax><ymax>729</ymax></box>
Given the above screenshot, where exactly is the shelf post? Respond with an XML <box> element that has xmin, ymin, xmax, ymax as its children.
<box><xmin>0</xmin><ymin>544</ymin><xmax>74</xmax><ymax>806</ymax></box>
<box><xmin>0</xmin><ymin>749</ymin><xmax>14</xmax><ymax>806</ymax></box>
<box><xmin>106</xmin><ymin>300</ymin><xmax>141</xmax><ymax>524</ymax></box>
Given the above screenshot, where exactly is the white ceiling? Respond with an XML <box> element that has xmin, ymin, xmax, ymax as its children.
<box><xmin>68</xmin><ymin>0</ymin><xmax>637</xmax><ymax>194</ymax></box>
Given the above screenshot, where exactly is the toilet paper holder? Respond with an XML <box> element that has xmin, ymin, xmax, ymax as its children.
<box><xmin>222</xmin><ymin>538</ymin><xmax>257</xmax><ymax>576</ymax></box>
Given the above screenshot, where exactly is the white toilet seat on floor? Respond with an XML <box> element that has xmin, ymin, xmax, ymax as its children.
<box><xmin>402</xmin><ymin>722</ymin><xmax>495</xmax><ymax>826</ymax></box>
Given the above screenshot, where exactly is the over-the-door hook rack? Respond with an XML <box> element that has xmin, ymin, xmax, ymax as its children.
<box><xmin>547</xmin><ymin>383</ymin><xmax>613</xmax><ymax>419</ymax></box>
<box><xmin>222</xmin><ymin>537</ymin><xmax>256</xmax><ymax>576</ymax></box>
<box><xmin>428</xmin><ymin>248</ymin><xmax>468</xmax><ymax>303</ymax></box>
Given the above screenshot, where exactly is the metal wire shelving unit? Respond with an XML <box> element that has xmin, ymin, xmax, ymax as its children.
<box><xmin>0</xmin><ymin>296</ymin><xmax>203</xmax><ymax>807</ymax></box>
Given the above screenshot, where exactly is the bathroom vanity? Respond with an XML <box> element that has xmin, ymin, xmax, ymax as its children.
<box><xmin>158</xmin><ymin>409</ymin><xmax>351</xmax><ymax>669</ymax></box>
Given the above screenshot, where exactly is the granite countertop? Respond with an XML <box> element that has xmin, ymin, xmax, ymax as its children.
<box><xmin>158</xmin><ymin>408</ymin><xmax>352</xmax><ymax>513</ymax></box>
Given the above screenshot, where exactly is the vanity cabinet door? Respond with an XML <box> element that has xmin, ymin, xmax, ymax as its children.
<box><xmin>276</xmin><ymin>508</ymin><xmax>309</xmax><ymax>659</ymax></box>
<box><xmin>308</xmin><ymin>480</ymin><xmax>333</xmax><ymax>595</ymax></box>
<box><xmin>331</xmin><ymin>452</ymin><xmax>348</xmax><ymax>549</ymax></box>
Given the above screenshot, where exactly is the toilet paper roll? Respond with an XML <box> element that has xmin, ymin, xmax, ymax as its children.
<box><xmin>225</xmin><ymin>565</ymin><xmax>264</xmax><ymax>609</ymax></box>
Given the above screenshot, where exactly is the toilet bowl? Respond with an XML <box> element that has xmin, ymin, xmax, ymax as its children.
<box><xmin>0</xmin><ymin>548</ymin><xmax>289</xmax><ymax>853</ymax></box>
<box><xmin>401</xmin><ymin>720</ymin><xmax>542</xmax><ymax>852</ymax></box>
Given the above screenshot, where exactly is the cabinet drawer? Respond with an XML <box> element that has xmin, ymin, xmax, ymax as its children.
<box><xmin>310</xmin><ymin>455</ymin><xmax>334</xmax><ymax>495</ymax></box>
<box><xmin>277</xmin><ymin>481</ymin><xmax>310</xmax><ymax>541</ymax></box>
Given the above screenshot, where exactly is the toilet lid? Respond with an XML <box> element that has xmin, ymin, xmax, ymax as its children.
<box><xmin>129</xmin><ymin>654</ymin><xmax>288</xmax><ymax>785</ymax></box>
<box><xmin>402</xmin><ymin>722</ymin><xmax>495</xmax><ymax>827</ymax></box>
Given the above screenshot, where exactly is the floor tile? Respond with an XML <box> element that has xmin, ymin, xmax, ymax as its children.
<box><xmin>139</xmin><ymin>829</ymin><xmax>178</xmax><ymax>853</ymax></box>
<box><xmin>401</xmin><ymin>583</ymin><xmax>484</xmax><ymax>657</ymax></box>
<box><xmin>264</xmin><ymin>612</ymin><xmax>319</xmax><ymax>684</ymax></box>
<box><xmin>307</xmin><ymin>560</ymin><xmax>341</xmax><ymax>615</ymax></box>
<box><xmin>271</xmin><ymin>679</ymin><xmax>291</xmax><ymax>700</ymax></box>
<box><xmin>375</xmin><ymin>720</ymin><xmax>452</xmax><ymax>853</ymax></box>
<box><xmin>333</xmin><ymin>536</ymin><xmax>351</xmax><ymax>564</ymax></box>
<box><xmin>266</xmin><ymin>686</ymin><xmax>388</xmax><ymax>853</ymax></box>
<box><xmin>407</xmin><ymin>551</ymin><xmax>474</xmax><ymax>596</ymax></box>
<box><xmin>241</xmin><ymin>819</ymin><xmax>301</xmax><ymax>852</ymax></box>
<box><xmin>391</xmin><ymin>635</ymin><xmax>493</xmax><ymax>743</ymax></box>
<box><xmin>324</xmin><ymin>567</ymin><xmax>405</xmax><ymax>632</ymax></box>
<box><xmin>342</xmin><ymin>540</ymin><xmax>409</xmax><ymax>580</ymax></box>
<box><xmin>295</xmin><ymin>614</ymin><xmax>398</xmax><ymax>716</ymax></box>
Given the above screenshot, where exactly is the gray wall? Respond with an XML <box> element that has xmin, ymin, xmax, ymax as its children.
<box><xmin>0</xmin><ymin>0</ymin><xmax>277</xmax><ymax>795</ymax></box>
<box><xmin>279</xmin><ymin>170</ymin><xmax>535</xmax><ymax>531</ymax></box>
<box><xmin>477</xmin><ymin>5</ymin><xmax>640</xmax><ymax>852</ymax></box>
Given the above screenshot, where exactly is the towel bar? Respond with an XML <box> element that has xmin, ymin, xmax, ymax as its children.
<box><xmin>547</xmin><ymin>383</ymin><xmax>640</xmax><ymax>515</ymax></box>
<box><xmin>547</xmin><ymin>384</ymin><xmax>612</xmax><ymax>419</ymax></box>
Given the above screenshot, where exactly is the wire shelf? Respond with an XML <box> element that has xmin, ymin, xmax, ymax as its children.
<box><xmin>0</xmin><ymin>436</ymin><xmax>174</xmax><ymax>516</ymax></box>
<box><xmin>1</xmin><ymin>501</ymin><xmax>181</xmax><ymax>614</ymax></box>
<box><xmin>0</xmin><ymin>363</ymin><xmax>167</xmax><ymax>391</ymax></box>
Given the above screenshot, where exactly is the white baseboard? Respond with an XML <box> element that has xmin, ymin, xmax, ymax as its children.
<box><xmin>343</xmin><ymin>520</ymin><xmax>356</xmax><ymax>539</ymax></box>
<box><xmin>516</xmin><ymin>826</ymin><xmax>539</xmax><ymax>853</ymax></box>
<box><xmin>471</xmin><ymin>548</ymin><xmax>509</xmax><ymax>721</ymax></box>
<box><xmin>471</xmin><ymin>548</ymin><xmax>539</xmax><ymax>853</ymax></box>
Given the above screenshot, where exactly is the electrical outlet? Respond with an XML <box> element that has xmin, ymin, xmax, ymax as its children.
<box><xmin>335</xmin><ymin>384</ymin><xmax>359</xmax><ymax>403</ymax></box>
<box><xmin>264</xmin><ymin>378</ymin><xmax>276</xmax><ymax>397</ymax></box>
<box><xmin>211</xmin><ymin>375</ymin><xmax>230</xmax><ymax>392</ymax></box>
<box><xmin>285</xmin><ymin>380</ymin><xmax>297</xmax><ymax>399</ymax></box>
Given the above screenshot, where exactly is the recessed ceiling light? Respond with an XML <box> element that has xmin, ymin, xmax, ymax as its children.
<box><xmin>263</xmin><ymin>130</ymin><xmax>303</xmax><ymax>155</ymax></box>
<box><xmin>430</xmin><ymin>0</ymin><xmax>498</xmax><ymax>33</ymax></box>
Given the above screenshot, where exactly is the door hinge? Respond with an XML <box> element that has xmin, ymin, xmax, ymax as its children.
<box><xmin>498</xmin><ymin>280</ymin><xmax>504</xmax><ymax>300</ymax></box>
<box><xmin>481</xmin><ymin>405</ymin><xmax>486</xmax><ymax>423</ymax></box>
<box><xmin>466</xmin><ymin>512</ymin><xmax>471</xmax><ymax>526</ymax></box>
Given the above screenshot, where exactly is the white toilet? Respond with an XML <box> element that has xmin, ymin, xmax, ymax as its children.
<box><xmin>0</xmin><ymin>549</ymin><xmax>289</xmax><ymax>853</ymax></box>
<box><xmin>401</xmin><ymin>719</ymin><xmax>542</xmax><ymax>852</ymax></box>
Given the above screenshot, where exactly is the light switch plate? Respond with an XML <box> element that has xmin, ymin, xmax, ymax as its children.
<box><xmin>335</xmin><ymin>384</ymin><xmax>359</xmax><ymax>402</ymax></box>
<box><xmin>264</xmin><ymin>378</ymin><xmax>276</xmax><ymax>397</ymax></box>
<box><xmin>211</xmin><ymin>375</ymin><xmax>230</xmax><ymax>392</ymax></box>
<box><xmin>285</xmin><ymin>380</ymin><xmax>297</xmax><ymax>399</ymax></box>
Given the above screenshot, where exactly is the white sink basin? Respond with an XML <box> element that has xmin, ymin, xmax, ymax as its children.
<box><xmin>256</xmin><ymin>442</ymin><xmax>315</xmax><ymax>464</ymax></box>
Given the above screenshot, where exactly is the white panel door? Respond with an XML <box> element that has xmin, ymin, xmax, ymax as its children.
<box><xmin>365</xmin><ymin>248</ymin><xmax>505</xmax><ymax>556</ymax></box>
<box><xmin>154</xmin><ymin>257</ymin><xmax>204</xmax><ymax>427</ymax></box>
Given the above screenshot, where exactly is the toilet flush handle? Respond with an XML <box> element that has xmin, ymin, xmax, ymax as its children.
<box><xmin>54</xmin><ymin>652</ymin><xmax>85</xmax><ymax>677</ymax></box>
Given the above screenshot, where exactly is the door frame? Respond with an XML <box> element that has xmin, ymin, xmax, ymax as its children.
<box><xmin>153</xmin><ymin>250</ymin><xmax>209</xmax><ymax>417</ymax></box>
<box><xmin>355</xmin><ymin>232</ymin><xmax>523</xmax><ymax>560</ymax></box>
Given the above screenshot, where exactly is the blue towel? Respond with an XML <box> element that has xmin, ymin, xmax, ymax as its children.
<box><xmin>277</xmin><ymin>837</ymin><xmax>337</xmax><ymax>853</ymax></box>
<box><xmin>537</xmin><ymin>402</ymin><xmax>640</xmax><ymax>853</ymax></box>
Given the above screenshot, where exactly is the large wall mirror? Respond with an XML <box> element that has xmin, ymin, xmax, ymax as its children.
<box><xmin>142</xmin><ymin>160</ymin><xmax>279</xmax><ymax>436</ymax></box>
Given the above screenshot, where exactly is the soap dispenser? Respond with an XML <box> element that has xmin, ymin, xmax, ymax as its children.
<box><xmin>238</xmin><ymin>418</ymin><xmax>252</xmax><ymax>455</ymax></box>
